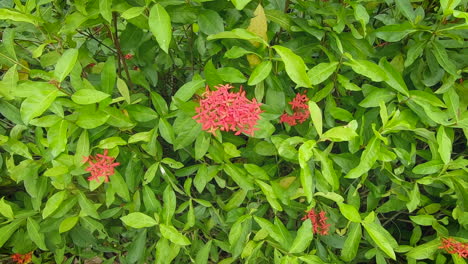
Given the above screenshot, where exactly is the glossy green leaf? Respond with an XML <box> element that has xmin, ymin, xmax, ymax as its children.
<box><xmin>0</xmin><ymin>197</ymin><xmax>14</xmax><ymax>219</ymax></box>
<box><xmin>307</xmin><ymin>62</ymin><xmax>338</xmax><ymax>85</ymax></box>
<box><xmin>362</xmin><ymin>221</ymin><xmax>396</xmax><ymax>260</ymax></box>
<box><xmin>248</xmin><ymin>61</ymin><xmax>272</xmax><ymax>85</ymax></box>
<box><xmin>273</xmin><ymin>45</ymin><xmax>311</xmax><ymax>88</ymax></box>
<box><xmin>159</xmin><ymin>224</ymin><xmax>191</xmax><ymax>246</ymax></box>
<box><xmin>42</xmin><ymin>191</ymin><xmax>67</xmax><ymax>219</ymax></box>
<box><xmin>341</xmin><ymin>223</ymin><xmax>362</xmax><ymax>261</ymax></box>
<box><xmin>27</xmin><ymin>217</ymin><xmax>48</xmax><ymax>250</ymax></box>
<box><xmin>149</xmin><ymin>4</ymin><xmax>172</xmax><ymax>54</ymax></box>
<box><xmin>20</xmin><ymin>90</ymin><xmax>58</xmax><ymax>124</ymax></box>
<box><xmin>289</xmin><ymin>219</ymin><xmax>314</xmax><ymax>253</ymax></box>
<box><xmin>121</xmin><ymin>212</ymin><xmax>158</xmax><ymax>228</ymax></box>
<box><xmin>71</xmin><ymin>89</ymin><xmax>110</xmax><ymax>104</ymax></box>
<box><xmin>54</xmin><ymin>49</ymin><xmax>79</xmax><ymax>82</ymax></box>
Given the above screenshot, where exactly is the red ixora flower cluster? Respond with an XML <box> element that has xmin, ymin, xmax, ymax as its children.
<box><xmin>124</xmin><ymin>53</ymin><xmax>134</xmax><ymax>60</ymax></box>
<box><xmin>11</xmin><ymin>252</ymin><xmax>32</xmax><ymax>264</ymax></box>
<box><xmin>440</xmin><ymin>237</ymin><xmax>468</xmax><ymax>258</ymax></box>
<box><xmin>301</xmin><ymin>209</ymin><xmax>331</xmax><ymax>235</ymax></box>
<box><xmin>83</xmin><ymin>150</ymin><xmax>120</xmax><ymax>183</ymax></box>
<box><xmin>193</xmin><ymin>84</ymin><xmax>263</xmax><ymax>136</ymax></box>
<box><xmin>280</xmin><ymin>92</ymin><xmax>310</xmax><ymax>126</ymax></box>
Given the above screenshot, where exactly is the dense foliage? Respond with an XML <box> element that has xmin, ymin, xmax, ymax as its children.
<box><xmin>0</xmin><ymin>0</ymin><xmax>467</xmax><ymax>263</ymax></box>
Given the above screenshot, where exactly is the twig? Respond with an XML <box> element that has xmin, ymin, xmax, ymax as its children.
<box><xmin>111</xmin><ymin>12</ymin><xmax>134</xmax><ymax>91</ymax></box>
<box><xmin>76</xmin><ymin>29</ymin><xmax>117</xmax><ymax>54</ymax></box>
<box><xmin>0</xmin><ymin>52</ymin><xmax>30</xmax><ymax>71</ymax></box>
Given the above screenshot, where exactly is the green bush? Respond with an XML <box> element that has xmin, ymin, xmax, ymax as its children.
<box><xmin>0</xmin><ymin>0</ymin><xmax>467</xmax><ymax>263</ymax></box>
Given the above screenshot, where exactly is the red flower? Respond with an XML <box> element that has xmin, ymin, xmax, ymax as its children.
<box><xmin>83</xmin><ymin>150</ymin><xmax>120</xmax><ymax>183</ymax></box>
<box><xmin>11</xmin><ymin>252</ymin><xmax>32</xmax><ymax>264</ymax></box>
<box><xmin>280</xmin><ymin>92</ymin><xmax>310</xmax><ymax>126</ymax></box>
<box><xmin>440</xmin><ymin>238</ymin><xmax>468</xmax><ymax>258</ymax></box>
<box><xmin>193</xmin><ymin>84</ymin><xmax>263</xmax><ymax>136</ymax></box>
<box><xmin>124</xmin><ymin>53</ymin><xmax>133</xmax><ymax>60</ymax></box>
<box><xmin>301</xmin><ymin>209</ymin><xmax>331</xmax><ymax>235</ymax></box>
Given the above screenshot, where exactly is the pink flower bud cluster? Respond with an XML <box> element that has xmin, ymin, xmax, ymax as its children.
<box><xmin>301</xmin><ymin>209</ymin><xmax>331</xmax><ymax>235</ymax></box>
<box><xmin>280</xmin><ymin>92</ymin><xmax>310</xmax><ymax>126</ymax></box>
<box><xmin>83</xmin><ymin>150</ymin><xmax>120</xmax><ymax>183</ymax></box>
<box><xmin>193</xmin><ymin>84</ymin><xmax>263</xmax><ymax>136</ymax></box>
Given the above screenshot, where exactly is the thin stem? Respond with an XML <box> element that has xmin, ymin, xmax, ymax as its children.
<box><xmin>76</xmin><ymin>29</ymin><xmax>117</xmax><ymax>54</ymax></box>
<box><xmin>111</xmin><ymin>12</ymin><xmax>134</xmax><ymax>91</ymax></box>
<box><xmin>0</xmin><ymin>52</ymin><xmax>30</xmax><ymax>71</ymax></box>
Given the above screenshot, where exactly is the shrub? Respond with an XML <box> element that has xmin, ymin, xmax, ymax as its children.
<box><xmin>0</xmin><ymin>0</ymin><xmax>467</xmax><ymax>263</ymax></box>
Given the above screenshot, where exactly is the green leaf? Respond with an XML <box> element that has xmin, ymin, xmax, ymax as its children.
<box><xmin>320</xmin><ymin>126</ymin><xmax>358</xmax><ymax>142</ymax></box>
<box><xmin>198</xmin><ymin>10</ymin><xmax>224</xmax><ymax>35</ymax></box>
<box><xmin>42</xmin><ymin>191</ymin><xmax>67</xmax><ymax>219</ymax></box>
<box><xmin>71</xmin><ymin>89</ymin><xmax>110</xmax><ymax>104</ymax></box>
<box><xmin>0</xmin><ymin>219</ymin><xmax>24</xmax><ymax>247</ymax></box>
<box><xmin>54</xmin><ymin>49</ymin><xmax>79</xmax><ymax>82</ymax></box>
<box><xmin>101</xmin><ymin>57</ymin><xmax>116</xmax><ymax>94</ymax></box>
<box><xmin>248</xmin><ymin>61</ymin><xmax>272</xmax><ymax>85</ymax></box>
<box><xmin>173</xmin><ymin>78</ymin><xmax>205</xmax><ymax>102</ymax></box>
<box><xmin>159</xmin><ymin>118</ymin><xmax>175</xmax><ymax>144</ymax></box>
<box><xmin>338</xmin><ymin>203</ymin><xmax>361</xmax><ymax>222</ymax></box>
<box><xmin>0</xmin><ymin>8</ymin><xmax>43</xmax><ymax>25</ymax></box>
<box><xmin>375</xmin><ymin>22</ymin><xmax>416</xmax><ymax>42</ymax></box>
<box><xmin>162</xmin><ymin>185</ymin><xmax>176</xmax><ymax>224</ymax></box>
<box><xmin>341</xmin><ymin>223</ymin><xmax>362</xmax><ymax>261</ymax></box>
<box><xmin>195</xmin><ymin>240</ymin><xmax>212</xmax><ymax>264</ymax></box>
<box><xmin>379</xmin><ymin>58</ymin><xmax>409</xmax><ymax>96</ymax></box>
<box><xmin>127</xmin><ymin>229</ymin><xmax>147</xmax><ymax>263</ymax></box>
<box><xmin>59</xmin><ymin>216</ymin><xmax>79</xmax><ymax>233</ymax></box>
<box><xmin>437</xmin><ymin>126</ymin><xmax>452</xmax><ymax>164</ymax></box>
<box><xmin>395</xmin><ymin>0</ymin><xmax>415</xmax><ymax>22</ymax></box>
<box><xmin>359</xmin><ymin>89</ymin><xmax>395</xmax><ymax>108</ymax></box>
<box><xmin>217</xmin><ymin>67</ymin><xmax>247</xmax><ymax>83</ymax></box>
<box><xmin>78</xmin><ymin>192</ymin><xmax>100</xmax><ymax>219</ymax></box>
<box><xmin>409</xmin><ymin>90</ymin><xmax>446</xmax><ymax>108</ymax></box>
<box><xmin>409</xmin><ymin>215</ymin><xmax>436</xmax><ymax>226</ymax></box>
<box><xmin>75</xmin><ymin>130</ymin><xmax>90</xmax><ymax>166</ymax></box>
<box><xmin>121</xmin><ymin>6</ymin><xmax>145</xmax><ymax>20</ymax></box>
<box><xmin>289</xmin><ymin>219</ymin><xmax>314</xmax><ymax>253</ymax></box>
<box><xmin>142</xmin><ymin>185</ymin><xmax>161</xmax><ymax>213</ymax></box>
<box><xmin>440</xmin><ymin>0</ymin><xmax>462</xmax><ymax>15</ymax></box>
<box><xmin>346</xmin><ymin>137</ymin><xmax>380</xmax><ymax>179</ymax></box>
<box><xmin>273</xmin><ymin>45</ymin><xmax>311</xmax><ymax>88</ymax></box>
<box><xmin>98</xmin><ymin>137</ymin><xmax>126</xmax><ymax>149</ymax></box>
<box><xmin>0</xmin><ymin>197</ymin><xmax>14</xmax><ymax>219</ymax></box>
<box><xmin>308</xmin><ymin>101</ymin><xmax>322</xmax><ymax>136</ymax></box>
<box><xmin>207</xmin><ymin>28</ymin><xmax>268</xmax><ymax>47</ymax></box>
<box><xmin>406</xmin><ymin>239</ymin><xmax>440</xmax><ymax>260</ymax></box>
<box><xmin>307</xmin><ymin>62</ymin><xmax>339</xmax><ymax>85</ymax></box>
<box><xmin>48</xmin><ymin>120</ymin><xmax>68</xmax><ymax>157</ymax></box>
<box><xmin>224</xmin><ymin>163</ymin><xmax>254</xmax><ymax>191</ymax></box>
<box><xmin>344</xmin><ymin>58</ymin><xmax>387</xmax><ymax>82</ymax></box>
<box><xmin>159</xmin><ymin>224</ymin><xmax>191</xmax><ymax>246</ymax></box>
<box><xmin>121</xmin><ymin>212</ymin><xmax>158</xmax><ymax>228</ymax></box>
<box><xmin>431</xmin><ymin>40</ymin><xmax>458</xmax><ymax>76</ymax></box>
<box><xmin>99</xmin><ymin>0</ymin><xmax>112</xmax><ymax>23</ymax></box>
<box><xmin>27</xmin><ymin>217</ymin><xmax>48</xmax><ymax>250</ymax></box>
<box><xmin>151</xmin><ymin>92</ymin><xmax>169</xmax><ymax>116</ymax></box>
<box><xmin>362</xmin><ymin>221</ymin><xmax>396</xmax><ymax>260</ymax></box>
<box><xmin>231</xmin><ymin>0</ymin><xmax>253</xmax><ymax>10</ymax></box>
<box><xmin>20</xmin><ymin>90</ymin><xmax>58</xmax><ymax>124</ymax></box>
<box><xmin>149</xmin><ymin>4</ymin><xmax>172</xmax><ymax>54</ymax></box>
<box><xmin>406</xmin><ymin>183</ymin><xmax>420</xmax><ymax>212</ymax></box>
<box><xmin>110</xmin><ymin>171</ymin><xmax>131</xmax><ymax>201</ymax></box>
<box><xmin>405</xmin><ymin>39</ymin><xmax>427</xmax><ymax>67</ymax></box>
<box><xmin>412</xmin><ymin>160</ymin><xmax>444</xmax><ymax>174</ymax></box>
<box><xmin>76</xmin><ymin>108</ymin><xmax>110</xmax><ymax>129</ymax></box>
